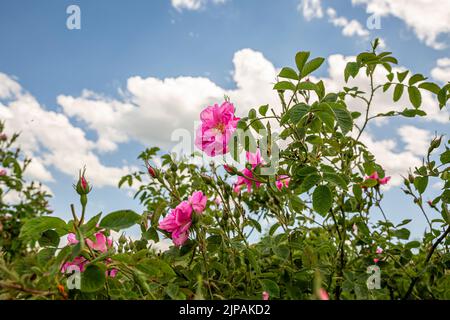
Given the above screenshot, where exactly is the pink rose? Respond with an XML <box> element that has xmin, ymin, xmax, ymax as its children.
<box><xmin>364</xmin><ymin>171</ymin><xmax>391</xmax><ymax>186</ymax></box>
<box><xmin>319</xmin><ymin>288</ymin><xmax>329</xmax><ymax>300</ymax></box>
<box><xmin>61</xmin><ymin>256</ymin><xmax>87</xmax><ymax>273</ymax></box>
<box><xmin>86</xmin><ymin>232</ymin><xmax>113</xmax><ymax>253</ymax></box>
<box><xmin>0</xmin><ymin>169</ymin><xmax>6</xmax><ymax>176</ymax></box>
<box><xmin>262</xmin><ymin>291</ymin><xmax>269</xmax><ymax>300</ymax></box>
<box><xmin>188</xmin><ymin>191</ymin><xmax>207</xmax><ymax>214</ymax></box>
<box><xmin>195</xmin><ymin>101</ymin><xmax>240</xmax><ymax>157</ymax></box>
<box><xmin>376</xmin><ymin>247</ymin><xmax>383</xmax><ymax>254</ymax></box>
<box><xmin>67</xmin><ymin>233</ymin><xmax>79</xmax><ymax>245</ymax></box>
<box><xmin>275</xmin><ymin>175</ymin><xmax>290</xmax><ymax>190</ymax></box>
<box><xmin>159</xmin><ymin>201</ymin><xmax>193</xmax><ymax>246</ymax></box>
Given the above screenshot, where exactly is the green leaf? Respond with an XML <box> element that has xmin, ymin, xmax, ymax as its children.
<box><xmin>295</xmin><ymin>51</ymin><xmax>310</xmax><ymax>73</ymax></box>
<box><xmin>344</xmin><ymin>62</ymin><xmax>359</xmax><ymax>82</ymax></box>
<box><xmin>99</xmin><ymin>210</ymin><xmax>141</xmax><ymax>231</ymax></box>
<box><xmin>278</xmin><ymin>67</ymin><xmax>299</xmax><ymax>80</ymax></box>
<box><xmin>260</xmin><ymin>279</ymin><xmax>280</xmax><ymax>298</ymax></box>
<box><xmin>259</xmin><ymin>104</ymin><xmax>269</xmax><ymax>116</ymax></box>
<box><xmin>323</xmin><ymin>172</ymin><xmax>348</xmax><ymax>190</ymax></box>
<box><xmin>333</xmin><ymin>107</ymin><xmax>353</xmax><ymax>135</ymax></box>
<box><xmin>300</xmin><ymin>173</ymin><xmax>321</xmax><ymax>193</ymax></box>
<box><xmin>407</xmin><ymin>86</ymin><xmax>422</xmax><ymax>108</ymax></box>
<box><xmin>440</xmin><ymin>150</ymin><xmax>450</xmax><ymax>164</ymax></box>
<box><xmin>397</xmin><ymin>71</ymin><xmax>408</xmax><ymax>83</ymax></box>
<box><xmin>274</xmin><ymin>81</ymin><xmax>296</xmax><ymax>91</ymax></box>
<box><xmin>248</xmin><ymin>108</ymin><xmax>257</xmax><ymax>119</ymax></box>
<box><xmin>413</xmin><ymin>176</ymin><xmax>428</xmax><ymax>194</ymax></box>
<box><xmin>81</xmin><ymin>264</ymin><xmax>106</xmax><ymax>293</ymax></box>
<box><xmin>313</xmin><ymin>185</ymin><xmax>332</xmax><ymax>216</ymax></box>
<box><xmin>393</xmin><ymin>84</ymin><xmax>404</xmax><ymax>102</ymax></box>
<box><xmin>273</xmin><ymin>244</ymin><xmax>290</xmax><ymax>260</ymax></box>
<box><xmin>394</xmin><ymin>228</ymin><xmax>410</xmax><ymax>240</ymax></box>
<box><xmin>297</xmin><ymin>81</ymin><xmax>318</xmax><ymax>91</ymax></box>
<box><xmin>289</xmin><ymin>103</ymin><xmax>309</xmax><ymax>124</ymax></box>
<box><xmin>301</xmin><ymin>57</ymin><xmax>325</xmax><ymax>77</ymax></box>
<box><xmin>38</xmin><ymin>230</ymin><xmax>60</xmax><ymax>247</ymax></box>
<box><xmin>408</xmin><ymin>74</ymin><xmax>426</xmax><ymax>86</ymax></box>
<box><xmin>419</xmin><ymin>82</ymin><xmax>441</xmax><ymax>94</ymax></box>
<box><xmin>20</xmin><ymin>217</ymin><xmax>68</xmax><ymax>240</ymax></box>
<box><xmin>405</xmin><ymin>241</ymin><xmax>421</xmax><ymax>249</ymax></box>
<box><xmin>400</xmin><ymin>108</ymin><xmax>426</xmax><ymax>117</ymax></box>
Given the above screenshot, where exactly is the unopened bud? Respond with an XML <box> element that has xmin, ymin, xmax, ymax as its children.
<box><xmin>75</xmin><ymin>168</ymin><xmax>92</xmax><ymax>195</ymax></box>
<box><xmin>0</xmin><ymin>133</ymin><xmax>7</xmax><ymax>141</ymax></box>
<box><xmin>223</xmin><ymin>164</ymin><xmax>236</xmax><ymax>175</ymax></box>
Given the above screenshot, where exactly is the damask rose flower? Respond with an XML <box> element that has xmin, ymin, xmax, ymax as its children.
<box><xmin>262</xmin><ymin>291</ymin><xmax>269</xmax><ymax>300</ymax></box>
<box><xmin>0</xmin><ymin>169</ymin><xmax>6</xmax><ymax>176</ymax></box>
<box><xmin>319</xmin><ymin>288</ymin><xmax>329</xmax><ymax>300</ymax></box>
<box><xmin>61</xmin><ymin>256</ymin><xmax>87</xmax><ymax>273</ymax></box>
<box><xmin>233</xmin><ymin>149</ymin><xmax>264</xmax><ymax>193</ymax></box>
<box><xmin>275</xmin><ymin>175</ymin><xmax>290</xmax><ymax>190</ymax></box>
<box><xmin>67</xmin><ymin>233</ymin><xmax>79</xmax><ymax>245</ymax></box>
<box><xmin>364</xmin><ymin>171</ymin><xmax>391</xmax><ymax>187</ymax></box>
<box><xmin>195</xmin><ymin>101</ymin><xmax>240</xmax><ymax>157</ymax></box>
<box><xmin>373</xmin><ymin>258</ymin><xmax>380</xmax><ymax>263</ymax></box>
<box><xmin>234</xmin><ymin>168</ymin><xmax>261</xmax><ymax>193</ymax></box>
<box><xmin>376</xmin><ymin>247</ymin><xmax>383</xmax><ymax>254</ymax></box>
<box><xmin>188</xmin><ymin>191</ymin><xmax>207</xmax><ymax>214</ymax></box>
<box><xmin>159</xmin><ymin>201</ymin><xmax>193</xmax><ymax>246</ymax></box>
<box><xmin>86</xmin><ymin>232</ymin><xmax>113</xmax><ymax>253</ymax></box>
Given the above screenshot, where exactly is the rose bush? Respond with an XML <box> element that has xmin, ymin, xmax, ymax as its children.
<box><xmin>0</xmin><ymin>40</ymin><xmax>449</xmax><ymax>300</ymax></box>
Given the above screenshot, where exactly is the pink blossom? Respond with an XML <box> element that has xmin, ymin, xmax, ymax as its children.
<box><xmin>367</xmin><ymin>172</ymin><xmax>379</xmax><ymax>180</ymax></box>
<box><xmin>0</xmin><ymin>169</ymin><xmax>6</xmax><ymax>176</ymax></box>
<box><xmin>108</xmin><ymin>268</ymin><xmax>118</xmax><ymax>278</ymax></box>
<box><xmin>275</xmin><ymin>175</ymin><xmax>290</xmax><ymax>190</ymax></box>
<box><xmin>61</xmin><ymin>256</ymin><xmax>87</xmax><ymax>273</ymax></box>
<box><xmin>319</xmin><ymin>288</ymin><xmax>329</xmax><ymax>300</ymax></box>
<box><xmin>234</xmin><ymin>167</ymin><xmax>261</xmax><ymax>193</ymax></box>
<box><xmin>262</xmin><ymin>291</ymin><xmax>269</xmax><ymax>300</ymax></box>
<box><xmin>195</xmin><ymin>101</ymin><xmax>240</xmax><ymax>157</ymax></box>
<box><xmin>246</xmin><ymin>149</ymin><xmax>263</xmax><ymax>168</ymax></box>
<box><xmin>364</xmin><ymin>171</ymin><xmax>391</xmax><ymax>186</ymax></box>
<box><xmin>373</xmin><ymin>258</ymin><xmax>379</xmax><ymax>263</ymax></box>
<box><xmin>67</xmin><ymin>233</ymin><xmax>79</xmax><ymax>245</ymax></box>
<box><xmin>214</xmin><ymin>196</ymin><xmax>222</xmax><ymax>205</ymax></box>
<box><xmin>86</xmin><ymin>232</ymin><xmax>113</xmax><ymax>253</ymax></box>
<box><xmin>376</xmin><ymin>247</ymin><xmax>383</xmax><ymax>254</ymax></box>
<box><xmin>188</xmin><ymin>191</ymin><xmax>207</xmax><ymax>214</ymax></box>
<box><xmin>159</xmin><ymin>201</ymin><xmax>193</xmax><ymax>246</ymax></box>
<box><xmin>378</xmin><ymin>176</ymin><xmax>391</xmax><ymax>185</ymax></box>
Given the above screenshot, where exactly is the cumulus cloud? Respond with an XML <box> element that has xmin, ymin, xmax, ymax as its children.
<box><xmin>0</xmin><ymin>73</ymin><xmax>134</xmax><ymax>188</ymax></box>
<box><xmin>431</xmin><ymin>57</ymin><xmax>450</xmax><ymax>84</ymax></box>
<box><xmin>57</xmin><ymin>49</ymin><xmax>280</xmax><ymax>154</ymax></box>
<box><xmin>352</xmin><ymin>0</ymin><xmax>450</xmax><ymax>49</ymax></box>
<box><xmin>326</xmin><ymin>7</ymin><xmax>369</xmax><ymax>38</ymax></box>
<box><xmin>360</xmin><ymin>127</ymin><xmax>430</xmax><ymax>187</ymax></box>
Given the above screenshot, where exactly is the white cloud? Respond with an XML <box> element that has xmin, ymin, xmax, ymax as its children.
<box><xmin>171</xmin><ymin>0</ymin><xmax>227</xmax><ymax>11</ymax></box>
<box><xmin>57</xmin><ymin>49</ymin><xmax>280</xmax><ymax>154</ymax></box>
<box><xmin>397</xmin><ymin>125</ymin><xmax>431</xmax><ymax>156</ymax></box>
<box><xmin>298</xmin><ymin>0</ymin><xmax>323</xmax><ymax>20</ymax></box>
<box><xmin>360</xmin><ymin>127</ymin><xmax>430</xmax><ymax>186</ymax></box>
<box><xmin>0</xmin><ymin>73</ymin><xmax>134</xmax><ymax>188</ymax></box>
<box><xmin>352</xmin><ymin>0</ymin><xmax>450</xmax><ymax>50</ymax></box>
<box><xmin>431</xmin><ymin>57</ymin><xmax>450</xmax><ymax>84</ymax></box>
<box><xmin>326</xmin><ymin>7</ymin><xmax>369</xmax><ymax>38</ymax></box>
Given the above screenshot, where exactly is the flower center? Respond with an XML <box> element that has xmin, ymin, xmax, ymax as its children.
<box><xmin>215</xmin><ymin>122</ymin><xmax>226</xmax><ymax>133</ymax></box>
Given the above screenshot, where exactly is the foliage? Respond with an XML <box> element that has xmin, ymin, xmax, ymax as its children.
<box><xmin>0</xmin><ymin>40</ymin><xmax>449</xmax><ymax>300</ymax></box>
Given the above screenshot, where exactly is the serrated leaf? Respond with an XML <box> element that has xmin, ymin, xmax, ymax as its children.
<box><xmin>313</xmin><ymin>185</ymin><xmax>332</xmax><ymax>216</ymax></box>
<box><xmin>99</xmin><ymin>210</ymin><xmax>141</xmax><ymax>231</ymax></box>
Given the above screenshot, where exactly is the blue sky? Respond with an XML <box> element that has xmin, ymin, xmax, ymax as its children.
<box><xmin>0</xmin><ymin>0</ymin><xmax>449</xmax><ymax>239</ymax></box>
